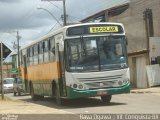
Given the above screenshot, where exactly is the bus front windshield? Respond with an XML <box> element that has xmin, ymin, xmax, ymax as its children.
<box><xmin>65</xmin><ymin>36</ymin><xmax>128</xmax><ymax>72</ymax></box>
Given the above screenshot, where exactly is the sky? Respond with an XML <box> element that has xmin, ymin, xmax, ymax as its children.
<box><xmin>0</xmin><ymin>0</ymin><xmax>129</xmax><ymax>61</ymax></box>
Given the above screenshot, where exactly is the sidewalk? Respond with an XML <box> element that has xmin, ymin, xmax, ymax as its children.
<box><xmin>131</xmin><ymin>86</ymin><xmax>160</xmax><ymax>93</ymax></box>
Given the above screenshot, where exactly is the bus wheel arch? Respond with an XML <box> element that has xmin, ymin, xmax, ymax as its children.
<box><xmin>30</xmin><ymin>81</ymin><xmax>41</xmax><ymax>101</ymax></box>
<box><xmin>52</xmin><ymin>81</ymin><xmax>56</xmax><ymax>96</ymax></box>
<box><xmin>29</xmin><ymin>81</ymin><xmax>32</xmax><ymax>93</ymax></box>
<box><xmin>52</xmin><ymin>80</ymin><xmax>62</xmax><ymax>105</ymax></box>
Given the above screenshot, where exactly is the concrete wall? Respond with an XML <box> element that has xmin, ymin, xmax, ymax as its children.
<box><xmin>108</xmin><ymin>0</ymin><xmax>160</xmax><ymax>88</ymax></box>
<box><xmin>109</xmin><ymin>0</ymin><xmax>160</xmax><ymax>53</ymax></box>
<box><xmin>81</xmin><ymin>0</ymin><xmax>160</xmax><ymax>88</ymax></box>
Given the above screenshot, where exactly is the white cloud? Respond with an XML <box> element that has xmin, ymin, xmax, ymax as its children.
<box><xmin>0</xmin><ymin>0</ymin><xmax>129</xmax><ymax>49</ymax></box>
<box><xmin>0</xmin><ymin>0</ymin><xmax>20</xmax><ymax>3</ymax></box>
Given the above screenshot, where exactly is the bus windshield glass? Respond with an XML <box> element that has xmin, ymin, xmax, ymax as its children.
<box><xmin>65</xmin><ymin>36</ymin><xmax>127</xmax><ymax>72</ymax></box>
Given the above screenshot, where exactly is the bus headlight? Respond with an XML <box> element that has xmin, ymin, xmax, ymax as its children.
<box><xmin>73</xmin><ymin>84</ymin><xmax>78</xmax><ymax>88</ymax></box>
<box><xmin>117</xmin><ymin>79</ymin><xmax>129</xmax><ymax>86</ymax></box>
<box><xmin>118</xmin><ymin>80</ymin><xmax>123</xmax><ymax>86</ymax></box>
<box><xmin>122</xmin><ymin>79</ymin><xmax>129</xmax><ymax>85</ymax></box>
<box><xmin>71</xmin><ymin>84</ymin><xmax>84</xmax><ymax>89</ymax></box>
<box><xmin>78</xmin><ymin>85</ymin><xmax>83</xmax><ymax>89</ymax></box>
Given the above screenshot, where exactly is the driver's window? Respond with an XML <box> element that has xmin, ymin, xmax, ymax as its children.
<box><xmin>71</xmin><ymin>45</ymin><xmax>79</xmax><ymax>61</ymax></box>
<box><xmin>84</xmin><ymin>38</ymin><xmax>97</xmax><ymax>56</ymax></box>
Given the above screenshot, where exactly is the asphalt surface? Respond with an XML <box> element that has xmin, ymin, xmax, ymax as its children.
<box><xmin>4</xmin><ymin>92</ymin><xmax>160</xmax><ymax>114</ymax></box>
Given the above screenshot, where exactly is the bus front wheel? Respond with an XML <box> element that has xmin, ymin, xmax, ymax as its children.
<box><xmin>101</xmin><ymin>95</ymin><xmax>112</xmax><ymax>103</ymax></box>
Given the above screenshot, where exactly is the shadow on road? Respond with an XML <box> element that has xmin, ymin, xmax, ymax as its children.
<box><xmin>12</xmin><ymin>94</ymin><xmax>127</xmax><ymax>109</ymax></box>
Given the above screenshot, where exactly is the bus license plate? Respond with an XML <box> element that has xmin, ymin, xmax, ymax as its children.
<box><xmin>97</xmin><ymin>91</ymin><xmax>107</xmax><ymax>95</ymax></box>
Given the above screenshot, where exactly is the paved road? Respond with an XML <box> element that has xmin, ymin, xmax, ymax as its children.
<box><xmin>4</xmin><ymin>92</ymin><xmax>160</xmax><ymax>114</ymax></box>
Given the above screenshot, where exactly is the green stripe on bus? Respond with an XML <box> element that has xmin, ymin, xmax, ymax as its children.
<box><xmin>66</xmin><ymin>83</ymin><xmax>130</xmax><ymax>99</ymax></box>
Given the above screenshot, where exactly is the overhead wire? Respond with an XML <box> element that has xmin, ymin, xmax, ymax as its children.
<box><xmin>1</xmin><ymin>1</ymin><xmax>51</xmax><ymax>47</ymax></box>
<box><xmin>18</xmin><ymin>2</ymin><xmax>51</xmax><ymax>27</ymax></box>
<box><xmin>48</xmin><ymin>1</ymin><xmax>81</xmax><ymax>23</ymax></box>
<box><xmin>47</xmin><ymin>17</ymin><xmax>62</xmax><ymax>34</ymax></box>
<box><xmin>7</xmin><ymin>0</ymin><xmax>43</xmax><ymax>30</ymax></box>
<box><xmin>1</xmin><ymin>1</ymin><xmax>43</xmax><ymax>42</ymax></box>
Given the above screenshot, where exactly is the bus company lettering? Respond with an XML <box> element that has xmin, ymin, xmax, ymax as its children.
<box><xmin>90</xmin><ymin>26</ymin><xmax>118</xmax><ymax>33</ymax></box>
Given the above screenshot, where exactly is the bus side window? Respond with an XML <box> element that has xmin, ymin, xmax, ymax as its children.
<box><xmin>34</xmin><ymin>44</ymin><xmax>38</xmax><ymax>65</ymax></box>
<box><xmin>27</xmin><ymin>48</ymin><xmax>30</xmax><ymax>66</ymax></box>
<box><xmin>44</xmin><ymin>40</ymin><xmax>49</xmax><ymax>62</ymax></box>
<box><xmin>38</xmin><ymin>42</ymin><xmax>44</xmax><ymax>64</ymax></box>
<box><xmin>29</xmin><ymin>46</ymin><xmax>34</xmax><ymax>65</ymax></box>
<box><xmin>49</xmin><ymin>37</ymin><xmax>55</xmax><ymax>61</ymax></box>
<box><xmin>21</xmin><ymin>49</ymin><xmax>27</xmax><ymax>66</ymax></box>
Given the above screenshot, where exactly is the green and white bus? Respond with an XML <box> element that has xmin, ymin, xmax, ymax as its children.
<box><xmin>20</xmin><ymin>22</ymin><xmax>130</xmax><ymax>105</ymax></box>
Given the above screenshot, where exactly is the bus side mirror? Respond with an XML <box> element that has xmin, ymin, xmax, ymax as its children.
<box><xmin>157</xmin><ymin>56</ymin><xmax>160</xmax><ymax>66</ymax></box>
<box><xmin>125</xmin><ymin>37</ymin><xmax>128</xmax><ymax>45</ymax></box>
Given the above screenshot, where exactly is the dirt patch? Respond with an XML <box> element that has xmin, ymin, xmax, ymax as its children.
<box><xmin>0</xmin><ymin>95</ymin><xmax>12</xmax><ymax>101</ymax></box>
<box><xmin>0</xmin><ymin>98</ymin><xmax>70</xmax><ymax>114</ymax></box>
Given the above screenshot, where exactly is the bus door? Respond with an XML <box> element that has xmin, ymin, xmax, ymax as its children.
<box><xmin>23</xmin><ymin>55</ymin><xmax>28</xmax><ymax>91</ymax></box>
<box><xmin>55</xmin><ymin>33</ymin><xmax>67</xmax><ymax>97</ymax></box>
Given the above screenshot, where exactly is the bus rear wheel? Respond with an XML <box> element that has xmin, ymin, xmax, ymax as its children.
<box><xmin>101</xmin><ymin>95</ymin><xmax>112</xmax><ymax>103</ymax></box>
<box><xmin>13</xmin><ymin>92</ymin><xmax>16</xmax><ymax>96</ymax></box>
<box><xmin>30</xmin><ymin>83</ymin><xmax>43</xmax><ymax>101</ymax></box>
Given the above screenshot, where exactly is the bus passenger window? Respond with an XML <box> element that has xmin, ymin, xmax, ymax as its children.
<box><xmin>44</xmin><ymin>40</ymin><xmax>49</xmax><ymax>62</ymax></box>
<box><xmin>29</xmin><ymin>47</ymin><xmax>34</xmax><ymax>65</ymax></box>
<box><xmin>34</xmin><ymin>44</ymin><xmax>38</xmax><ymax>65</ymax></box>
<box><xmin>38</xmin><ymin>42</ymin><xmax>44</xmax><ymax>63</ymax></box>
<box><xmin>49</xmin><ymin>37</ymin><xmax>55</xmax><ymax>61</ymax></box>
<box><xmin>27</xmin><ymin>48</ymin><xmax>30</xmax><ymax>66</ymax></box>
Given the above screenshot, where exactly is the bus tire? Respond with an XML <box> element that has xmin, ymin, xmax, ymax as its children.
<box><xmin>30</xmin><ymin>83</ymin><xmax>39</xmax><ymax>101</ymax></box>
<box><xmin>13</xmin><ymin>92</ymin><xmax>16</xmax><ymax>96</ymax></box>
<box><xmin>101</xmin><ymin>95</ymin><xmax>112</xmax><ymax>103</ymax></box>
<box><xmin>55</xmin><ymin>85</ymin><xmax>62</xmax><ymax>105</ymax></box>
<box><xmin>18</xmin><ymin>92</ymin><xmax>21</xmax><ymax>96</ymax></box>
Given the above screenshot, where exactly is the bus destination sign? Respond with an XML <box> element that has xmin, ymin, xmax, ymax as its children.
<box><xmin>90</xmin><ymin>26</ymin><xmax>119</xmax><ymax>33</ymax></box>
<box><xmin>67</xmin><ymin>24</ymin><xmax>124</xmax><ymax>36</ymax></box>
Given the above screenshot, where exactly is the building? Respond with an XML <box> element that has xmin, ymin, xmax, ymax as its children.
<box><xmin>1</xmin><ymin>63</ymin><xmax>12</xmax><ymax>78</ymax></box>
<box><xmin>81</xmin><ymin>0</ymin><xmax>160</xmax><ymax>88</ymax></box>
<box><xmin>0</xmin><ymin>42</ymin><xmax>13</xmax><ymax>78</ymax></box>
<box><xmin>10</xmin><ymin>51</ymin><xmax>18</xmax><ymax>78</ymax></box>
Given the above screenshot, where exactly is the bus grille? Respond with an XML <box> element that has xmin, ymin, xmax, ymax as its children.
<box><xmin>77</xmin><ymin>74</ymin><xmax>123</xmax><ymax>88</ymax></box>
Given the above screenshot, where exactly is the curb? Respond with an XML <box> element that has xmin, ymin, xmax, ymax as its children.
<box><xmin>131</xmin><ymin>90</ymin><xmax>160</xmax><ymax>94</ymax></box>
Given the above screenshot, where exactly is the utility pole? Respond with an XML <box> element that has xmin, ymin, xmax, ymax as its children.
<box><xmin>63</xmin><ymin>0</ymin><xmax>67</xmax><ymax>26</ymax></box>
<box><xmin>17</xmin><ymin>31</ymin><xmax>20</xmax><ymax>78</ymax></box>
<box><xmin>37</xmin><ymin>7</ymin><xmax>62</xmax><ymax>27</ymax></box>
<box><xmin>143</xmin><ymin>8</ymin><xmax>154</xmax><ymax>64</ymax></box>
<box><xmin>0</xmin><ymin>42</ymin><xmax>4</xmax><ymax>100</ymax></box>
<box><xmin>45</xmin><ymin>0</ymin><xmax>67</xmax><ymax>26</ymax></box>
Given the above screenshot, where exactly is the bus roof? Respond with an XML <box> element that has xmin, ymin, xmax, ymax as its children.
<box><xmin>21</xmin><ymin>22</ymin><xmax>124</xmax><ymax>50</ymax></box>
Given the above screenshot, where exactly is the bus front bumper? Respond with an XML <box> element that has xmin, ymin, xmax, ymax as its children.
<box><xmin>66</xmin><ymin>83</ymin><xmax>130</xmax><ymax>99</ymax></box>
